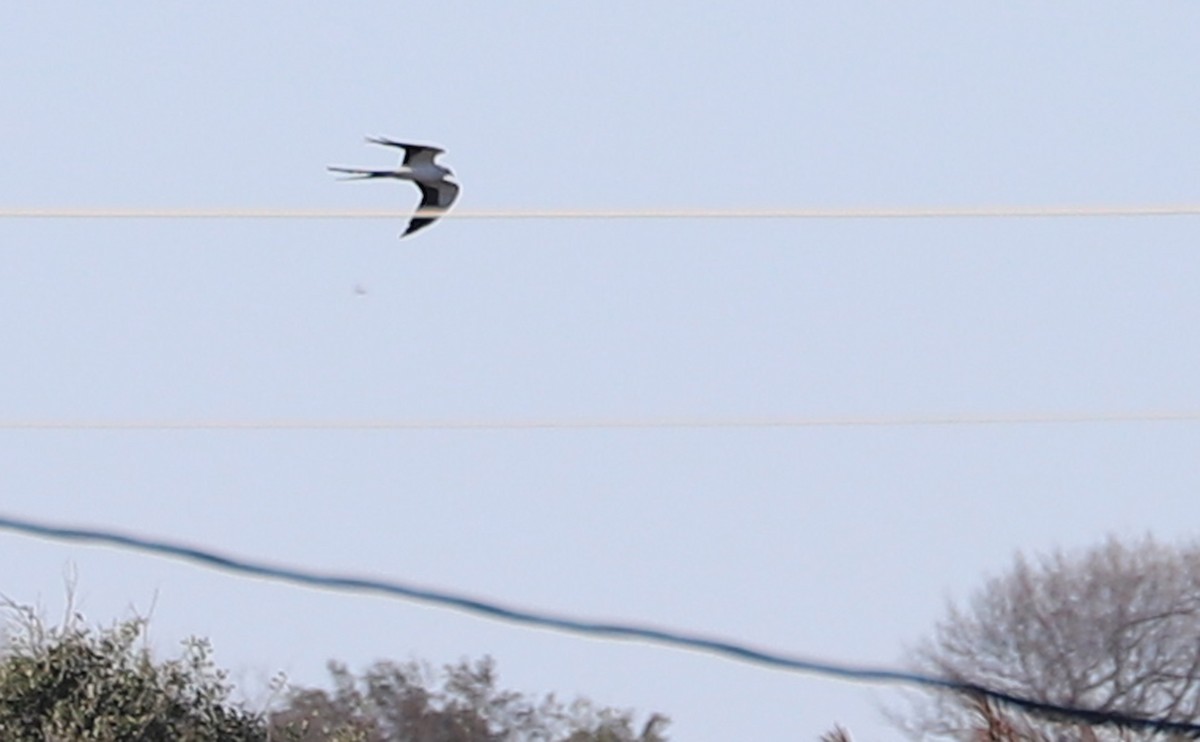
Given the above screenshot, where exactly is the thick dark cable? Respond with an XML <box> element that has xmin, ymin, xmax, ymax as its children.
<box><xmin>1</xmin><ymin>512</ymin><xmax>1197</xmax><ymax>737</ymax></box>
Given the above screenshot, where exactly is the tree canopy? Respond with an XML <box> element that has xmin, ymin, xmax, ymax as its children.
<box><xmin>0</xmin><ymin>601</ymin><xmax>668</xmax><ymax>742</ymax></box>
<box><xmin>268</xmin><ymin>656</ymin><xmax>668</xmax><ymax>742</ymax></box>
<box><xmin>0</xmin><ymin>603</ymin><xmax>262</xmax><ymax>741</ymax></box>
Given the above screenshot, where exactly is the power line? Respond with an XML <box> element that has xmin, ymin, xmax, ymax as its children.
<box><xmin>3</xmin><ymin>204</ymin><xmax>1200</xmax><ymax>220</ymax></box>
<box><xmin>0</xmin><ymin>511</ymin><xmax>1197</xmax><ymax>738</ymax></box>
<box><xmin>2</xmin><ymin>411</ymin><xmax>1199</xmax><ymax>431</ymax></box>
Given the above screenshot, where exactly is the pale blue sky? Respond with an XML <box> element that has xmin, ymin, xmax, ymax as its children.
<box><xmin>3</xmin><ymin>3</ymin><xmax>1199</xmax><ymax>739</ymax></box>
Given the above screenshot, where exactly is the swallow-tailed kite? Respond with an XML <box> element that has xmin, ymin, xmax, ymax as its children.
<box><xmin>328</xmin><ymin>137</ymin><xmax>460</xmax><ymax>237</ymax></box>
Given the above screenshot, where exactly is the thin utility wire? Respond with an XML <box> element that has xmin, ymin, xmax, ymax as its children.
<box><xmin>3</xmin><ymin>410</ymin><xmax>1200</xmax><ymax>431</ymax></box>
<box><xmin>1</xmin><ymin>511</ymin><xmax>1198</xmax><ymax>737</ymax></box>
<box><xmin>3</xmin><ymin>204</ymin><xmax>1200</xmax><ymax>220</ymax></box>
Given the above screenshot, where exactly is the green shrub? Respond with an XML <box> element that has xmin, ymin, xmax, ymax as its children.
<box><xmin>268</xmin><ymin>656</ymin><xmax>669</xmax><ymax>742</ymax></box>
<box><xmin>0</xmin><ymin>603</ymin><xmax>264</xmax><ymax>741</ymax></box>
<box><xmin>0</xmin><ymin>601</ymin><xmax>668</xmax><ymax>742</ymax></box>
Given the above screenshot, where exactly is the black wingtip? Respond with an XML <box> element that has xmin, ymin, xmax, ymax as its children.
<box><xmin>401</xmin><ymin>218</ymin><xmax>435</xmax><ymax>238</ymax></box>
<box><xmin>366</xmin><ymin>136</ymin><xmax>406</xmax><ymax>149</ymax></box>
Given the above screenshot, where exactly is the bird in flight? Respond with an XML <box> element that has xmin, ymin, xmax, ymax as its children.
<box><xmin>328</xmin><ymin>137</ymin><xmax>460</xmax><ymax>238</ymax></box>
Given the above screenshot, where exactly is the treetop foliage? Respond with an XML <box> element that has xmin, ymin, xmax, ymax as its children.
<box><xmin>0</xmin><ymin>601</ymin><xmax>262</xmax><ymax>741</ymax></box>
<box><xmin>0</xmin><ymin>599</ymin><xmax>669</xmax><ymax>742</ymax></box>
<box><xmin>268</xmin><ymin>656</ymin><xmax>669</xmax><ymax>742</ymax></box>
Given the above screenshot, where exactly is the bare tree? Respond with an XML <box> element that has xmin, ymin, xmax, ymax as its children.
<box><xmin>900</xmin><ymin>535</ymin><xmax>1200</xmax><ymax>741</ymax></box>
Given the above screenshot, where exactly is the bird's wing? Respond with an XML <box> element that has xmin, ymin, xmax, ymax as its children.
<box><xmin>402</xmin><ymin>216</ymin><xmax>436</xmax><ymax>237</ymax></box>
<box><xmin>418</xmin><ymin>179</ymin><xmax>460</xmax><ymax>209</ymax></box>
<box><xmin>365</xmin><ymin>136</ymin><xmax>411</xmax><ymax>149</ymax></box>
<box><xmin>402</xmin><ymin>180</ymin><xmax>460</xmax><ymax>237</ymax></box>
<box><xmin>365</xmin><ymin>137</ymin><xmax>445</xmax><ymax>166</ymax></box>
<box><xmin>401</xmin><ymin>145</ymin><xmax>445</xmax><ymax>168</ymax></box>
